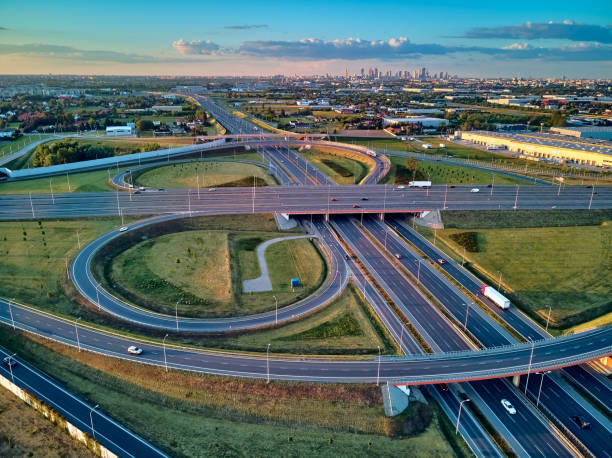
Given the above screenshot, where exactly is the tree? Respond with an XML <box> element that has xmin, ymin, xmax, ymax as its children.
<box><xmin>405</xmin><ymin>157</ymin><xmax>419</xmax><ymax>180</ymax></box>
<box><xmin>135</xmin><ymin>119</ymin><xmax>154</xmax><ymax>131</ymax></box>
<box><xmin>550</xmin><ymin>111</ymin><xmax>566</xmax><ymax>127</ymax></box>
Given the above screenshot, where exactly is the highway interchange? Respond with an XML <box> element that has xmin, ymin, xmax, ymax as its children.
<box><xmin>0</xmin><ymin>93</ymin><xmax>611</xmax><ymax>457</ymax></box>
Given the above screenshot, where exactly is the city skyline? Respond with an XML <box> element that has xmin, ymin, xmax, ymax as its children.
<box><xmin>1</xmin><ymin>1</ymin><xmax>611</xmax><ymax>78</ymax></box>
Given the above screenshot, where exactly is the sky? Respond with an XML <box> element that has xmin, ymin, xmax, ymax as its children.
<box><xmin>0</xmin><ymin>0</ymin><xmax>611</xmax><ymax>78</ymax></box>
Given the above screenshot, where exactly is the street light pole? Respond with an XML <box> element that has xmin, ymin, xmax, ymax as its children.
<box><xmin>497</xmin><ymin>271</ymin><xmax>502</xmax><ymax>292</ymax></box>
<box><xmin>175</xmin><ymin>300</ymin><xmax>180</xmax><ymax>332</ymax></box>
<box><xmin>545</xmin><ymin>306</ymin><xmax>552</xmax><ymax>333</ymax></box>
<box><xmin>8</xmin><ymin>298</ymin><xmax>15</xmax><ymax>330</ymax></box>
<box><xmin>89</xmin><ymin>405</ymin><xmax>99</xmax><ymax>440</ymax></box>
<box><xmin>456</xmin><ymin>399</ymin><xmax>470</xmax><ymax>434</ymax></box>
<box><xmin>377</xmin><ymin>345</ymin><xmax>381</xmax><ymax>386</ymax></box>
<box><xmin>536</xmin><ymin>371</ymin><xmax>551</xmax><ymax>407</ymax></box>
<box><xmin>273</xmin><ymin>295</ymin><xmax>278</xmax><ymax>325</ymax></box>
<box><xmin>163</xmin><ymin>334</ymin><xmax>169</xmax><ymax>372</ymax></box>
<box><xmin>266</xmin><ymin>343</ymin><xmax>271</xmax><ymax>383</ymax></box>
<box><xmin>524</xmin><ymin>338</ymin><xmax>535</xmax><ymax>395</ymax></box>
<box><xmin>417</xmin><ymin>260</ymin><xmax>421</xmax><ymax>283</ymax></box>
<box><xmin>75</xmin><ymin>317</ymin><xmax>81</xmax><ymax>352</ymax></box>
<box><xmin>7</xmin><ymin>354</ymin><xmax>16</xmax><ymax>382</ymax></box>
<box><xmin>463</xmin><ymin>303</ymin><xmax>469</xmax><ymax>330</ymax></box>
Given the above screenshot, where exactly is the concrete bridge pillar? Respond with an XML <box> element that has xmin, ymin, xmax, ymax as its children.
<box><xmin>324</xmin><ymin>213</ymin><xmax>329</xmax><ymax>222</ymax></box>
<box><xmin>379</xmin><ymin>213</ymin><xmax>385</xmax><ymax>221</ymax></box>
<box><xmin>512</xmin><ymin>374</ymin><xmax>520</xmax><ymax>387</ymax></box>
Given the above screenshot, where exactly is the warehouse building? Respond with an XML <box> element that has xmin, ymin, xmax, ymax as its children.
<box><xmin>106</xmin><ymin>123</ymin><xmax>135</xmax><ymax>136</ymax></box>
<box><xmin>458</xmin><ymin>130</ymin><xmax>612</xmax><ymax>168</ymax></box>
<box><xmin>550</xmin><ymin>126</ymin><xmax>612</xmax><ymax>141</ymax></box>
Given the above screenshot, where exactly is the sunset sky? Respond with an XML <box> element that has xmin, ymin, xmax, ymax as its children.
<box><xmin>1</xmin><ymin>0</ymin><xmax>611</xmax><ymax>77</ymax></box>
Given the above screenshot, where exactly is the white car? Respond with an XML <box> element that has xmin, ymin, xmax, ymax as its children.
<box><xmin>397</xmin><ymin>185</ymin><xmax>406</xmax><ymax>190</ymax></box>
<box><xmin>209</xmin><ymin>188</ymin><xmax>216</xmax><ymax>192</ymax></box>
<box><xmin>119</xmin><ymin>226</ymin><xmax>128</xmax><ymax>232</ymax></box>
<box><xmin>470</xmin><ymin>188</ymin><xmax>480</xmax><ymax>193</ymax></box>
<box><xmin>501</xmin><ymin>399</ymin><xmax>516</xmax><ymax>415</ymax></box>
<box><xmin>127</xmin><ymin>346</ymin><xmax>143</xmax><ymax>355</ymax></box>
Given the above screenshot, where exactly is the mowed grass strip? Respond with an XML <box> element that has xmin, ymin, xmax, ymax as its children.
<box><xmin>134</xmin><ymin>161</ymin><xmax>275</xmax><ymax>189</ymax></box>
<box><xmin>433</xmin><ymin>223</ymin><xmax>612</xmax><ymax>328</ymax></box>
<box><xmin>0</xmin><ymin>169</ymin><xmax>114</xmax><ymax>194</ymax></box>
<box><xmin>0</xmin><ymin>331</ymin><xmax>458</xmax><ymax>458</ymax></box>
<box><xmin>299</xmin><ymin>148</ymin><xmax>370</xmax><ymax>185</ymax></box>
<box><xmin>110</xmin><ymin>230</ymin><xmax>233</xmax><ymax>316</ymax></box>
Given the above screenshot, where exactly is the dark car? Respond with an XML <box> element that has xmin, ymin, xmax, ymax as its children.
<box><xmin>2</xmin><ymin>356</ymin><xmax>16</xmax><ymax>368</ymax></box>
<box><xmin>439</xmin><ymin>383</ymin><xmax>449</xmax><ymax>392</ymax></box>
<box><xmin>134</xmin><ymin>190</ymin><xmax>141</xmax><ymax>194</ymax></box>
<box><xmin>449</xmin><ymin>185</ymin><xmax>455</xmax><ymax>188</ymax></box>
<box><xmin>571</xmin><ymin>415</ymin><xmax>591</xmax><ymax>430</ymax></box>
<box><xmin>361</xmin><ymin>197</ymin><xmax>369</xmax><ymax>201</ymax></box>
<box><xmin>353</xmin><ymin>204</ymin><xmax>360</xmax><ymax>208</ymax></box>
<box><xmin>487</xmin><ymin>184</ymin><xmax>492</xmax><ymax>188</ymax></box>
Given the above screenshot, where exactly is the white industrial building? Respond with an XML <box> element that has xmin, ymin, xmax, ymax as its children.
<box><xmin>383</xmin><ymin>116</ymin><xmax>449</xmax><ymax>128</ymax></box>
<box><xmin>106</xmin><ymin>123</ymin><xmax>135</xmax><ymax>136</ymax></box>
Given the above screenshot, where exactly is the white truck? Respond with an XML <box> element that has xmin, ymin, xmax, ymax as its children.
<box><xmin>480</xmin><ymin>285</ymin><xmax>510</xmax><ymax>309</ymax></box>
<box><xmin>408</xmin><ymin>181</ymin><xmax>432</xmax><ymax>188</ymax></box>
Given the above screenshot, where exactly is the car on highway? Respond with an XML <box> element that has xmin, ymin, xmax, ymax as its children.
<box><xmin>119</xmin><ymin>226</ymin><xmax>128</xmax><ymax>232</ymax></box>
<box><xmin>397</xmin><ymin>185</ymin><xmax>406</xmax><ymax>190</ymax></box>
<box><xmin>353</xmin><ymin>204</ymin><xmax>360</xmax><ymax>208</ymax></box>
<box><xmin>2</xmin><ymin>356</ymin><xmax>16</xmax><ymax>368</ymax></box>
<box><xmin>134</xmin><ymin>190</ymin><xmax>141</xmax><ymax>194</ymax></box>
<box><xmin>439</xmin><ymin>383</ymin><xmax>449</xmax><ymax>391</ymax></box>
<box><xmin>209</xmin><ymin>188</ymin><xmax>216</xmax><ymax>192</ymax></box>
<box><xmin>361</xmin><ymin>197</ymin><xmax>369</xmax><ymax>201</ymax></box>
<box><xmin>330</xmin><ymin>197</ymin><xmax>337</xmax><ymax>201</ymax></box>
<box><xmin>470</xmin><ymin>188</ymin><xmax>480</xmax><ymax>193</ymax></box>
<box><xmin>437</xmin><ymin>258</ymin><xmax>446</xmax><ymax>265</ymax></box>
<box><xmin>127</xmin><ymin>346</ymin><xmax>143</xmax><ymax>355</ymax></box>
<box><xmin>394</xmin><ymin>253</ymin><xmax>401</xmax><ymax>259</ymax></box>
<box><xmin>571</xmin><ymin>415</ymin><xmax>591</xmax><ymax>430</ymax></box>
<box><xmin>501</xmin><ymin>399</ymin><xmax>516</xmax><ymax>415</ymax></box>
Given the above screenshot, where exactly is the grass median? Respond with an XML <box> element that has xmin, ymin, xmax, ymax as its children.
<box><xmin>298</xmin><ymin>148</ymin><xmax>370</xmax><ymax>185</ymax></box>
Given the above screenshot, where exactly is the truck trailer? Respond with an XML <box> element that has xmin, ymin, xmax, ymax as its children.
<box><xmin>408</xmin><ymin>181</ymin><xmax>432</xmax><ymax>188</ymax></box>
<box><xmin>480</xmin><ymin>285</ymin><xmax>510</xmax><ymax>309</ymax></box>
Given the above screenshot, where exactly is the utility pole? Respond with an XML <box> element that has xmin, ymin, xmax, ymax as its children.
<box><xmin>274</xmin><ymin>295</ymin><xmax>278</xmax><ymax>325</ymax></box>
<box><xmin>536</xmin><ymin>371</ymin><xmax>551</xmax><ymax>407</ymax></box>
<box><xmin>175</xmin><ymin>300</ymin><xmax>180</xmax><ymax>331</ymax></box>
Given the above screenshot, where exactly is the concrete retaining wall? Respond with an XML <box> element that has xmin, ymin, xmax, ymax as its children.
<box><xmin>0</xmin><ymin>372</ymin><xmax>117</xmax><ymax>458</ymax></box>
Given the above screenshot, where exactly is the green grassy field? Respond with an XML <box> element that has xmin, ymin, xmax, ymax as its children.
<box><xmin>384</xmin><ymin>156</ymin><xmax>531</xmax><ymax>186</ymax></box>
<box><xmin>0</xmin><ymin>169</ymin><xmax>114</xmax><ymax>194</ymax></box>
<box><xmin>0</xmin><ymin>135</ymin><xmax>52</xmax><ymax>159</ymax></box>
<box><xmin>133</xmin><ymin>159</ymin><xmax>275</xmax><ymax>189</ymax></box>
<box><xmin>97</xmin><ymin>214</ymin><xmax>324</xmax><ymax>318</ymax></box>
<box><xmin>0</xmin><ymin>385</ymin><xmax>95</xmax><ymax>457</ymax></box>
<box><xmin>299</xmin><ymin>148</ymin><xmax>370</xmax><ymax>185</ymax></box>
<box><xmin>0</xmin><ymin>331</ymin><xmax>462</xmax><ymax>457</ymax></box>
<box><xmin>419</xmin><ymin>220</ymin><xmax>612</xmax><ymax>329</ymax></box>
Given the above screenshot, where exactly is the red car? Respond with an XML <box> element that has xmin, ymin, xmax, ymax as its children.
<box><xmin>330</xmin><ymin>197</ymin><xmax>337</xmax><ymax>201</ymax></box>
<box><xmin>353</xmin><ymin>204</ymin><xmax>360</xmax><ymax>208</ymax></box>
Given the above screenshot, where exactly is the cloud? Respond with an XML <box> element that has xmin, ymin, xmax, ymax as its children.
<box><xmin>0</xmin><ymin>43</ymin><xmax>164</xmax><ymax>63</ymax></box>
<box><xmin>462</xmin><ymin>21</ymin><xmax>612</xmax><ymax>43</ymax></box>
<box><xmin>224</xmin><ymin>24</ymin><xmax>268</xmax><ymax>30</ymax></box>
<box><xmin>172</xmin><ymin>39</ymin><xmax>221</xmax><ymax>55</ymax></box>
<box><xmin>238</xmin><ymin>37</ymin><xmax>461</xmax><ymax>60</ymax></box>
<box><xmin>234</xmin><ymin>36</ymin><xmax>612</xmax><ymax>62</ymax></box>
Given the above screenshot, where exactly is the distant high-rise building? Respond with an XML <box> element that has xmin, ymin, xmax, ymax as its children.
<box><xmin>361</xmin><ymin>68</ymin><xmax>365</xmax><ymax>78</ymax></box>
